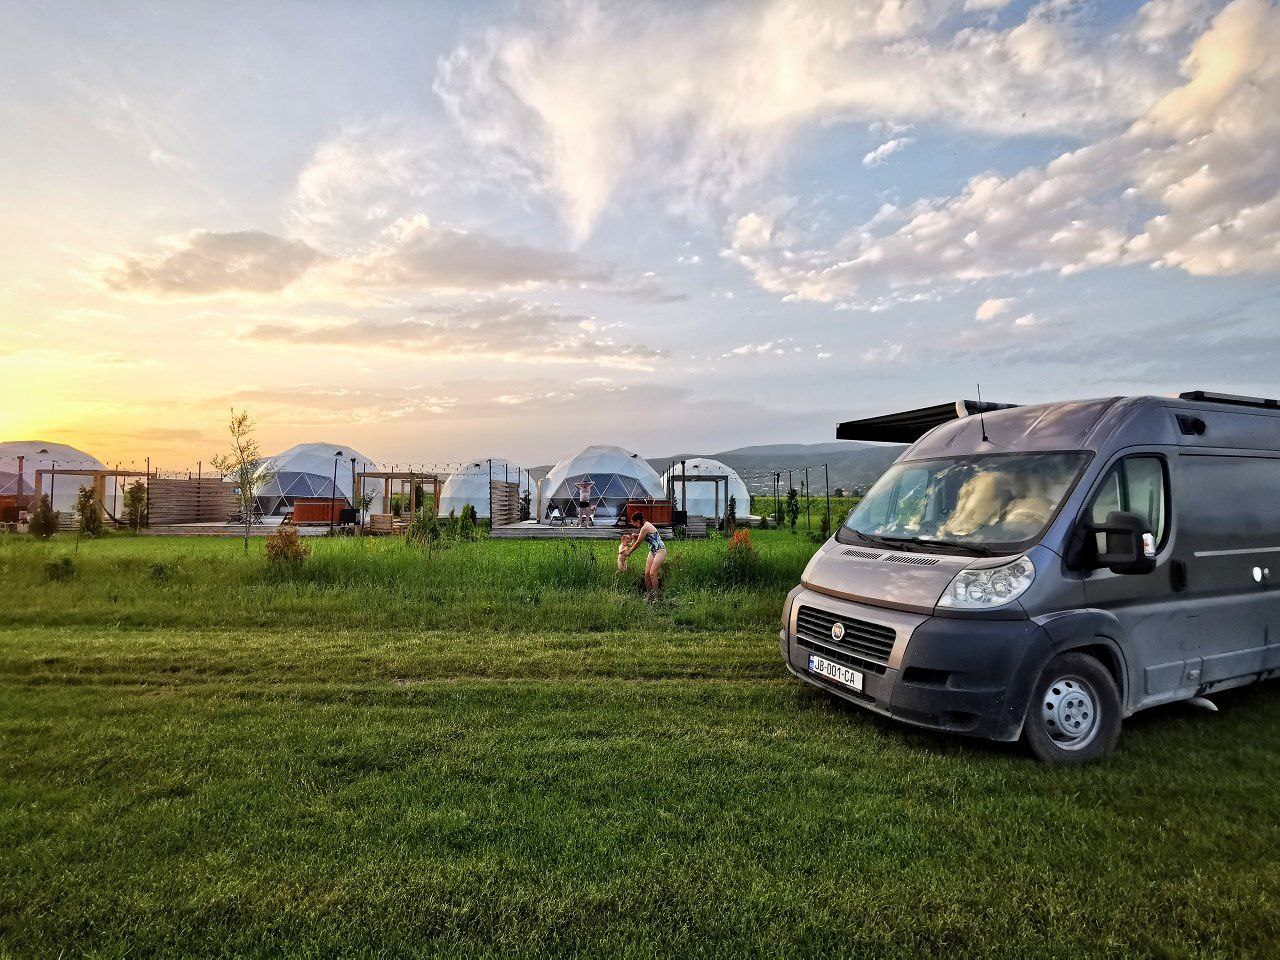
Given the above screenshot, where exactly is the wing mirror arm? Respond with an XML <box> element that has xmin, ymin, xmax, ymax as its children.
<box><xmin>1083</xmin><ymin>510</ymin><xmax>1157</xmax><ymax>575</ymax></box>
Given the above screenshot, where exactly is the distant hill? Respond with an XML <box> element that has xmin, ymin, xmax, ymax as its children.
<box><xmin>647</xmin><ymin>441</ymin><xmax>902</xmax><ymax>496</ymax></box>
<box><xmin>529</xmin><ymin>441</ymin><xmax>902</xmax><ymax>496</ymax></box>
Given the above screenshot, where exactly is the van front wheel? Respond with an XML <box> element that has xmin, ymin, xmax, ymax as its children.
<box><xmin>1023</xmin><ymin>652</ymin><xmax>1121</xmax><ymax>764</ymax></box>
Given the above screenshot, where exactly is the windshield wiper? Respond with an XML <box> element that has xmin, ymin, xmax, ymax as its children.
<box><xmin>873</xmin><ymin>534</ymin><xmax>993</xmax><ymax>557</ymax></box>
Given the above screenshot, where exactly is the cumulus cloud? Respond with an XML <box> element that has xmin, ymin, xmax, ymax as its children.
<box><xmin>975</xmin><ymin>297</ymin><xmax>1014</xmax><ymax>320</ymax></box>
<box><xmin>728</xmin><ymin>0</ymin><xmax>1280</xmax><ymax>301</ymax></box>
<box><xmin>435</xmin><ymin>0</ymin><xmax>1174</xmax><ymax>240</ymax></box>
<box><xmin>863</xmin><ymin>137</ymin><xmax>915</xmax><ymax>167</ymax></box>
<box><xmin>101</xmin><ymin>217</ymin><xmax>679</xmax><ymax>302</ymax></box>
<box><xmin>243</xmin><ymin>299</ymin><xmax>666</xmax><ymax>370</ymax></box>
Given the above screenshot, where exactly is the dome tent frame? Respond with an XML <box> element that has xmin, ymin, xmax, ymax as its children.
<box><xmin>539</xmin><ymin>445</ymin><xmax>665</xmax><ymax>525</ymax></box>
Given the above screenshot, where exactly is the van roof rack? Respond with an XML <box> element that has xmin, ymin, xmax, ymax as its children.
<box><xmin>836</xmin><ymin>399</ymin><xmax>1019</xmax><ymax>444</ymax></box>
<box><xmin>1179</xmin><ymin>390</ymin><xmax>1280</xmax><ymax>410</ymax></box>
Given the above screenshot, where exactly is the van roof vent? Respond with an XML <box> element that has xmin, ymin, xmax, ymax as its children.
<box><xmin>1179</xmin><ymin>390</ymin><xmax>1280</xmax><ymax>410</ymax></box>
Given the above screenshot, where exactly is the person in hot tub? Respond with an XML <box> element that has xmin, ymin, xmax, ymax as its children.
<box><xmin>617</xmin><ymin>512</ymin><xmax>666</xmax><ymax>600</ymax></box>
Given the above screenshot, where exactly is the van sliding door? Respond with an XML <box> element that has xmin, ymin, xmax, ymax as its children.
<box><xmin>1176</xmin><ymin>453</ymin><xmax>1280</xmax><ymax>686</ymax></box>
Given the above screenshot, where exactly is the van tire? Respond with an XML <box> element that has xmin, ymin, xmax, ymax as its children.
<box><xmin>1023</xmin><ymin>652</ymin><xmax>1121</xmax><ymax>764</ymax></box>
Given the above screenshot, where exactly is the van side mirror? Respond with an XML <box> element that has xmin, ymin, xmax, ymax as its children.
<box><xmin>1091</xmin><ymin>510</ymin><xmax>1157</xmax><ymax>574</ymax></box>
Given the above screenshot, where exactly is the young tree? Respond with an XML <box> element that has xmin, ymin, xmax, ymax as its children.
<box><xmin>725</xmin><ymin>495</ymin><xmax>737</xmax><ymax>535</ymax></box>
<box><xmin>123</xmin><ymin>479</ymin><xmax>148</xmax><ymax>531</ymax></box>
<box><xmin>29</xmin><ymin>494</ymin><xmax>57</xmax><ymax>540</ymax></box>
<box><xmin>519</xmin><ymin>488</ymin><xmax>531</xmax><ymax>522</ymax></box>
<box><xmin>210</xmin><ymin>408</ymin><xmax>276</xmax><ymax>551</ymax></box>
<box><xmin>785</xmin><ymin>487</ymin><xmax>800</xmax><ymax>532</ymax></box>
<box><xmin>75</xmin><ymin>486</ymin><xmax>103</xmax><ymax>537</ymax></box>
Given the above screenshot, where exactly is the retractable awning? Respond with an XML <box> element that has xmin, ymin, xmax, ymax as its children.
<box><xmin>836</xmin><ymin>400</ymin><xmax>1019</xmax><ymax>444</ymax></box>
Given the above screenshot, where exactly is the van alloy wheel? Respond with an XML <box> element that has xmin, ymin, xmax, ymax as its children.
<box><xmin>1040</xmin><ymin>675</ymin><xmax>1100</xmax><ymax>750</ymax></box>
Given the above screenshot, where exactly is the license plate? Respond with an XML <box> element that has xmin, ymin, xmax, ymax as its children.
<box><xmin>808</xmin><ymin>654</ymin><xmax>863</xmax><ymax>692</ymax></box>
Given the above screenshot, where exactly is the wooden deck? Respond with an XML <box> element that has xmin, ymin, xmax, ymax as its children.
<box><xmin>141</xmin><ymin>523</ymin><xmax>329</xmax><ymax>537</ymax></box>
<box><xmin>492</xmin><ymin>518</ymin><xmax>707</xmax><ymax>539</ymax></box>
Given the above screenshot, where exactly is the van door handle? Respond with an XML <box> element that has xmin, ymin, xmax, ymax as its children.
<box><xmin>1171</xmin><ymin>559</ymin><xmax>1188</xmax><ymax>593</ymax></box>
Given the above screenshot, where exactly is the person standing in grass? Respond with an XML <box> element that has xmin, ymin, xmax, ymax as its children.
<box><xmin>618</xmin><ymin>512</ymin><xmax>666</xmax><ymax>600</ymax></box>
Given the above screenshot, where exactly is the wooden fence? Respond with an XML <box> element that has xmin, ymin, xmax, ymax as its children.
<box><xmin>147</xmin><ymin>477</ymin><xmax>238</xmax><ymax>525</ymax></box>
<box><xmin>490</xmin><ymin>480</ymin><xmax>522</xmax><ymax>526</ymax></box>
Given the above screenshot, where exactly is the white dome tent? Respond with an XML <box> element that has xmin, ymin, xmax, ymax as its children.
<box><xmin>438</xmin><ymin>459</ymin><xmax>531</xmax><ymax>519</ymax></box>
<box><xmin>541</xmin><ymin>444</ymin><xmax>664</xmax><ymax>524</ymax></box>
<box><xmin>662</xmin><ymin>458</ymin><xmax>753</xmax><ymax>521</ymax></box>
<box><xmin>0</xmin><ymin>440</ymin><xmax>105</xmax><ymax>513</ymax></box>
<box><xmin>255</xmin><ymin>442</ymin><xmax>376</xmax><ymax>517</ymax></box>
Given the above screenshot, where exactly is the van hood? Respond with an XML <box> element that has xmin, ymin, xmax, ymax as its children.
<box><xmin>800</xmin><ymin>540</ymin><xmax>974</xmax><ymax>615</ymax></box>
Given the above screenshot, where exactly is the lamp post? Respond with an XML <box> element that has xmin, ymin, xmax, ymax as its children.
<box><xmin>330</xmin><ymin>450</ymin><xmax>343</xmax><ymax>535</ymax></box>
<box><xmin>350</xmin><ymin>457</ymin><xmax>358</xmax><ymax>534</ymax></box>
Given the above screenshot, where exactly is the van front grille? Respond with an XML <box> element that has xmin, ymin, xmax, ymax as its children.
<box><xmin>794</xmin><ymin>605</ymin><xmax>897</xmax><ymax>673</ymax></box>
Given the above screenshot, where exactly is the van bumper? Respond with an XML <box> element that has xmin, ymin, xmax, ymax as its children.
<box><xmin>781</xmin><ymin>592</ymin><xmax>1049</xmax><ymax>742</ymax></box>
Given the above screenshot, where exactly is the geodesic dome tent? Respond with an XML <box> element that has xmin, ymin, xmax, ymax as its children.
<box><xmin>661</xmin><ymin>457</ymin><xmax>753</xmax><ymax>520</ymax></box>
<box><xmin>0</xmin><ymin>440</ymin><xmax>105</xmax><ymax>512</ymax></box>
<box><xmin>542</xmin><ymin>444</ymin><xmax>664</xmax><ymax>524</ymax></box>
<box><xmin>439</xmin><ymin>459</ymin><xmax>531</xmax><ymax>519</ymax></box>
<box><xmin>255</xmin><ymin>442</ymin><xmax>376</xmax><ymax>517</ymax></box>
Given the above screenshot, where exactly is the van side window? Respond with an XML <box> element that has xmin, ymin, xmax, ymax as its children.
<box><xmin>1089</xmin><ymin>456</ymin><xmax>1168</xmax><ymax>549</ymax></box>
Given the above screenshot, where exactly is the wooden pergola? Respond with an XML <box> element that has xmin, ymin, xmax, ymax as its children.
<box><xmin>355</xmin><ymin>469</ymin><xmax>446</xmax><ymax>516</ymax></box>
<box><xmin>665</xmin><ymin>464</ymin><xmax>731</xmax><ymax>520</ymax></box>
<box><xmin>33</xmin><ymin>468</ymin><xmax>151</xmax><ymax>523</ymax></box>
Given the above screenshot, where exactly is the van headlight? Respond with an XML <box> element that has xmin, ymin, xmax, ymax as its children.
<box><xmin>937</xmin><ymin>556</ymin><xmax>1035</xmax><ymax>610</ymax></box>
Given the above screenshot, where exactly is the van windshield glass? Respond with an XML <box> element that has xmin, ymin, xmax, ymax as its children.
<box><xmin>842</xmin><ymin>452</ymin><xmax>1089</xmax><ymax>553</ymax></box>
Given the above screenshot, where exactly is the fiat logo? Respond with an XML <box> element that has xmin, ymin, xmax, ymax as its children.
<box><xmin>831</xmin><ymin>622</ymin><xmax>845</xmax><ymax>641</ymax></box>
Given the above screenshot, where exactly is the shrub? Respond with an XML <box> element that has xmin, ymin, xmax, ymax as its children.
<box><xmin>458</xmin><ymin>504</ymin><xmax>477</xmax><ymax>541</ymax></box>
<box><xmin>726</xmin><ymin>495</ymin><xmax>737</xmax><ymax>534</ymax></box>
<box><xmin>76</xmin><ymin>487</ymin><xmax>103</xmax><ymax>537</ymax></box>
<box><xmin>149</xmin><ymin>562</ymin><xmax>171</xmax><ymax>582</ymax></box>
<box><xmin>29</xmin><ymin>495</ymin><xmax>57</xmax><ymax>540</ymax></box>
<box><xmin>265</xmin><ymin>525</ymin><xmax>310</xmax><ymax>566</ymax></box>
<box><xmin>407</xmin><ymin>511</ymin><xmax>441</xmax><ymax>545</ymax></box>
<box><xmin>519</xmin><ymin>489</ymin><xmax>531</xmax><ymax>522</ymax></box>
<box><xmin>785</xmin><ymin>488</ymin><xmax>799</xmax><ymax>532</ymax></box>
<box><xmin>124</xmin><ymin>480</ymin><xmax>147</xmax><ymax>531</ymax></box>
<box><xmin>723</xmin><ymin>528</ymin><xmax>763</xmax><ymax>585</ymax></box>
<box><xmin>820</xmin><ymin>510</ymin><xmax>832</xmax><ymax>540</ymax></box>
<box><xmin>45</xmin><ymin>557</ymin><xmax>75</xmax><ymax>582</ymax></box>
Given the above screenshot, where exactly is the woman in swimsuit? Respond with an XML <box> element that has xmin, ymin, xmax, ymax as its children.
<box><xmin>618</xmin><ymin>512</ymin><xmax>666</xmax><ymax>600</ymax></box>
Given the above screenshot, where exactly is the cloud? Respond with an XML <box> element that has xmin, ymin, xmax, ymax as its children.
<box><xmin>102</xmin><ymin>230</ymin><xmax>324</xmax><ymax>296</ymax></box>
<box><xmin>101</xmin><ymin>217</ymin><xmax>680</xmax><ymax>302</ymax></box>
<box><xmin>728</xmin><ymin>0</ymin><xmax>1280</xmax><ymax>301</ymax></box>
<box><xmin>975</xmin><ymin>297</ymin><xmax>1014</xmax><ymax>320</ymax></box>
<box><xmin>225</xmin><ymin>385</ymin><xmax>459</xmax><ymax>426</ymax></box>
<box><xmin>243</xmin><ymin>299</ymin><xmax>666</xmax><ymax>370</ymax></box>
<box><xmin>863</xmin><ymin>137</ymin><xmax>914</xmax><ymax>167</ymax></box>
<box><xmin>319</xmin><ymin>215</ymin><xmax>613</xmax><ymax>292</ymax></box>
<box><xmin>435</xmin><ymin>0</ymin><xmax>1174</xmax><ymax>240</ymax></box>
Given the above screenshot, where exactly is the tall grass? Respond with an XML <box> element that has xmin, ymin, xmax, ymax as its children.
<box><xmin>1</xmin><ymin>529</ymin><xmax>821</xmax><ymax>633</ymax></box>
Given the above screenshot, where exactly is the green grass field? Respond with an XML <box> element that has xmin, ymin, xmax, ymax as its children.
<box><xmin>3</xmin><ymin>530</ymin><xmax>1280</xmax><ymax>958</ymax></box>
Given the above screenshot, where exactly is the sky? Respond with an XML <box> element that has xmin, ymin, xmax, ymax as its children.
<box><xmin>2</xmin><ymin>0</ymin><xmax>1278</xmax><ymax>471</ymax></box>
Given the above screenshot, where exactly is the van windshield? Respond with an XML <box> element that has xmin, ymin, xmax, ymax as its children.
<box><xmin>841</xmin><ymin>452</ymin><xmax>1089</xmax><ymax>554</ymax></box>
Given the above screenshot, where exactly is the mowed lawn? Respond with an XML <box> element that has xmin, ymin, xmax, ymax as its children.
<box><xmin>2</xmin><ymin>533</ymin><xmax>1280</xmax><ymax>958</ymax></box>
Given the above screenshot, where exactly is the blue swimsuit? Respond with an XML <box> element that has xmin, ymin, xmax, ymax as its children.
<box><xmin>645</xmin><ymin>531</ymin><xmax>664</xmax><ymax>554</ymax></box>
